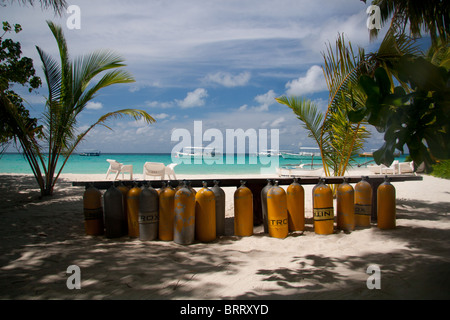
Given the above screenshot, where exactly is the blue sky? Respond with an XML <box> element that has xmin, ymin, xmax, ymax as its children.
<box><xmin>3</xmin><ymin>0</ymin><xmax>429</xmax><ymax>154</ymax></box>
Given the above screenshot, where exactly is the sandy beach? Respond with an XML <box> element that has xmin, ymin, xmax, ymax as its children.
<box><xmin>0</xmin><ymin>169</ymin><xmax>449</xmax><ymax>301</ymax></box>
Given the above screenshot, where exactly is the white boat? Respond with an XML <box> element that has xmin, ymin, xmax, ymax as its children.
<box><xmin>298</xmin><ymin>147</ymin><xmax>321</xmax><ymax>157</ymax></box>
<box><xmin>277</xmin><ymin>163</ymin><xmax>324</xmax><ymax>177</ymax></box>
<box><xmin>281</xmin><ymin>147</ymin><xmax>321</xmax><ymax>159</ymax></box>
<box><xmin>176</xmin><ymin>147</ymin><xmax>219</xmax><ymax>159</ymax></box>
<box><xmin>280</xmin><ymin>152</ymin><xmax>302</xmax><ymax>159</ymax></box>
<box><xmin>258</xmin><ymin>149</ymin><xmax>281</xmax><ymax>157</ymax></box>
<box><xmin>79</xmin><ymin>150</ymin><xmax>101</xmax><ymax>156</ymax></box>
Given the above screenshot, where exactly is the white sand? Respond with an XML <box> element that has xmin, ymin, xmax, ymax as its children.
<box><xmin>0</xmin><ymin>169</ymin><xmax>449</xmax><ymax>300</ymax></box>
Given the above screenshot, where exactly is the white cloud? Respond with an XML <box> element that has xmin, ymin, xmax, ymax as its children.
<box><xmin>85</xmin><ymin>101</ymin><xmax>103</xmax><ymax>110</ymax></box>
<box><xmin>136</xmin><ymin>126</ymin><xmax>154</xmax><ymax>136</ymax></box>
<box><xmin>125</xmin><ymin>118</ymin><xmax>149</xmax><ymax>128</ymax></box>
<box><xmin>4</xmin><ymin>1</ymin><xmax>385</xmax><ymax>153</ymax></box>
<box><xmin>285</xmin><ymin>65</ymin><xmax>328</xmax><ymax>96</ymax></box>
<box><xmin>204</xmin><ymin>71</ymin><xmax>251</xmax><ymax>87</ymax></box>
<box><xmin>253</xmin><ymin>90</ymin><xmax>277</xmax><ymax>111</ymax></box>
<box><xmin>154</xmin><ymin>113</ymin><xmax>170</xmax><ymax>120</ymax></box>
<box><xmin>238</xmin><ymin>104</ymin><xmax>248</xmax><ymax>111</ymax></box>
<box><xmin>146</xmin><ymin>101</ymin><xmax>175</xmax><ymax>109</ymax></box>
<box><xmin>271</xmin><ymin>117</ymin><xmax>285</xmax><ymax>128</ymax></box>
<box><xmin>176</xmin><ymin>88</ymin><xmax>208</xmax><ymax>108</ymax></box>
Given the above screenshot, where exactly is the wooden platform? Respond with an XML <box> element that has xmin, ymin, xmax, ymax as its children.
<box><xmin>72</xmin><ymin>174</ymin><xmax>423</xmax><ymax>224</ymax></box>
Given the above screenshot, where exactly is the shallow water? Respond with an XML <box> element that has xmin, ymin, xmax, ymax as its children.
<box><xmin>0</xmin><ymin>153</ymin><xmax>407</xmax><ymax>175</ymax></box>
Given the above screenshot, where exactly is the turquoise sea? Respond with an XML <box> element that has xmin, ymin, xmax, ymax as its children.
<box><xmin>0</xmin><ymin>153</ymin><xmax>408</xmax><ymax>176</ymax></box>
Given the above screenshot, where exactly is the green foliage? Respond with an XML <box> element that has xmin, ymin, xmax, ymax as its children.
<box><xmin>368</xmin><ymin>0</ymin><xmax>450</xmax><ymax>46</ymax></box>
<box><xmin>277</xmin><ymin>29</ymin><xmax>418</xmax><ymax>177</ymax></box>
<box><xmin>353</xmin><ymin>55</ymin><xmax>450</xmax><ymax>172</ymax></box>
<box><xmin>431</xmin><ymin>160</ymin><xmax>450</xmax><ymax>180</ymax></box>
<box><xmin>5</xmin><ymin>0</ymin><xmax>68</xmax><ymax>16</ymax></box>
<box><xmin>2</xmin><ymin>21</ymin><xmax>22</xmax><ymax>34</ymax></box>
<box><xmin>0</xmin><ymin>21</ymin><xmax>41</xmax><ymax>92</ymax></box>
<box><xmin>0</xmin><ymin>21</ymin><xmax>42</xmax><ymax>151</ymax></box>
<box><xmin>276</xmin><ymin>95</ymin><xmax>369</xmax><ymax>178</ymax></box>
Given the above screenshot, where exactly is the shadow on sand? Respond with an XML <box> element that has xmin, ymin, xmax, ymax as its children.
<box><xmin>0</xmin><ymin>175</ymin><xmax>449</xmax><ymax>300</ymax></box>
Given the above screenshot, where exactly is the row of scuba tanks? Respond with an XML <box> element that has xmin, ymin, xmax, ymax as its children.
<box><xmin>84</xmin><ymin>180</ymin><xmax>229</xmax><ymax>245</ymax></box>
<box><xmin>83</xmin><ymin>175</ymin><xmax>396</xmax><ymax>244</ymax></box>
<box><xmin>261</xmin><ymin>175</ymin><xmax>396</xmax><ymax>237</ymax></box>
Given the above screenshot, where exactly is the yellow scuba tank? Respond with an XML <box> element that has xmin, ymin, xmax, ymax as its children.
<box><xmin>234</xmin><ymin>180</ymin><xmax>253</xmax><ymax>237</ymax></box>
<box><xmin>312</xmin><ymin>178</ymin><xmax>334</xmax><ymax>235</ymax></box>
<box><xmin>126</xmin><ymin>183</ymin><xmax>142</xmax><ymax>237</ymax></box>
<box><xmin>159</xmin><ymin>182</ymin><xmax>176</xmax><ymax>241</ymax></box>
<box><xmin>267</xmin><ymin>181</ymin><xmax>288</xmax><ymax>239</ymax></box>
<box><xmin>377</xmin><ymin>176</ymin><xmax>396</xmax><ymax>230</ymax></box>
<box><xmin>195</xmin><ymin>181</ymin><xmax>216</xmax><ymax>242</ymax></box>
<box><xmin>286</xmin><ymin>178</ymin><xmax>305</xmax><ymax>232</ymax></box>
<box><xmin>336</xmin><ymin>178</ymin><xmax>355</xmax><ymax>232</ymax></box>
<box><xmin>83</xmin><ymin>184</ymin><xmax>104</xmax><ymax>236</ymax></box>
<box><xmin>355</xmin><ymin>176</ymin><xmax>372</xmax><ymax>227</ymax></box>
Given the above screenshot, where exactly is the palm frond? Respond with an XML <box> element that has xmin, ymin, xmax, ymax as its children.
<box><xmin>46</xmin><ymin>21</ymin><xmax>73</xmax><ymax>111</ymax></box>
<box><xmin>72</xmin><ymin>50</ymin><xmax>128</xmax><ymax>101</ymax></box>
<box><xmin>66</xmin><ymin>109</ymin><xmax>155</xmax><ymax>157</ymax></box>
<box><xmin>322</xmin><ymin>34</ymin><xmax>367</xmax><ymax>115</ymax></box>
<box><xmin>53</xmin><ymin>109</ymin><xmax>156</xmax><ymax>184</ymax></box>
<box><xmin>75</xmin><ymin>69</ymin><xmax>135</xmax><ymax>113</ymax></box>
<box><xmin>425</xmin><ymin>38</ymin><xmax>450</xmax><ymax>70</ymax></box>
<box><xmin>369</xmin><ymin>0</ymin><xmax>449</xmax><ymax>45</ymax></box>
<box><xmin>276</xmin><ymin>96</ymin><xmax>332</xmax><ymax>175</ymax></box>
<box><xmin>275</xmin><ymin>96</ymin><xmax>323</xmax><ymax>146</ymax></box>
<box><xmin>36</xmin><ymin>46</ymin><xmax>62</xmax><ymax>103</ymax></box>
<box><xmin>9</xmin><ymin>0</ymin><xmax>68</xmax><ymax>16</ymax></box>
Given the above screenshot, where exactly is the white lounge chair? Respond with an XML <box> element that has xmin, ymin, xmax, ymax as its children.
<box><xmin>381</xmin><ymin>160</ymin><xmax>399</xmax><ymax>174</ymax></box>
<box><xmin>143</xmin><ymin>162</ymin><xmax>166</xmax><ymax>180</ymax></box>
<box><xmin>398</xmin><ymin>161</ymin><xmax>415</xmax><ymax>174</ymax></box>
<box><xmin>367</xmin><ymin>160</ymin><xmax>399</xmax><ymax>174</ymax></box>
<box><xmin>106</xmin><ymin>159</ymin><xmax>133</xmax><ymax>180</ymax></box>
<box><xmin>165</xmin><ymin>163</ymin><xmax>178</xmax><ymax>180</ymax></box>
<box><xmin>106</xmin><ymin>159</ymin><xmax>121</xmax><ymax>179</ymax></box>
<box><xmin>367</xmin><ymin>164</ymin><xmax>383</xmax><ymax>174</ymax></box>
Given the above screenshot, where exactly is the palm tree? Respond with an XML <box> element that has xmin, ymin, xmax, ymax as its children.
<box><xmin>277</xmin><ymin>34</ymin><xmax>371</xmax><ymax>178</ymax></box>
<box><xmin>367</xmin><ymin>0</ymin><xmax>449</xmax><ymax>46</ymax></box>
<box><xmin>5</xmin><ymin>0</ymin><xmax>67</xmax><ymax>15</ymax></box>
<box><xmin>12</xmin><ymin>21</ymin><xmax>155</xmax><ymax>196</ymax></box>
<box><xmin>276</xmin><ymin>28</ymin><xmax>420</xmax><ymax>178</ymax></box>
<box><xmin>424</xmin><ymin>37</ymin><xmax>450</xmax><ymax>70</ymax></box>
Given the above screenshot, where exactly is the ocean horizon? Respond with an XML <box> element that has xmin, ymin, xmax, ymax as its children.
<box><xmin>0</xmin><ymin>152</ymin><xmax>408</xmax><ymax>176</ymax></box>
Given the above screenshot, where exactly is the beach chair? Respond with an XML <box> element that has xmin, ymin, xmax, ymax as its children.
<box><xmin>398</xmin><ymin>161</ymin><xmax>415</xmax><ymax>174</ymax></box>
<box><xmin>106</xmin><ymin>159</ymin><xmax>133</xmax><ymax>180</ymax></box>
<box><xmin>143</xmin><ymin>162</ymin><xmax>166</xmax><ymax>180</ymax></box>
<box><xmin>380</xmin><ymin>160</ymin><xmax>399</xmax><ymax>175</ymax></box>
<box><xmin>165</xmin><ymin>163</ymin><xmax>178</xmax><ymax>180</ymax></box>
<box><xmin>367</xmin><ymin>164</ymin><xmax>382</xmax><ymax>174</ymax></box>
<box><xmin>367</xmin><ymin>160</ymin><xmax>399</xmax><ymax>174</ymax></box>
<box><xmin>106</xmin><ymin>159</ymin><xmax>122</xmax><ymax>179</ymax></box>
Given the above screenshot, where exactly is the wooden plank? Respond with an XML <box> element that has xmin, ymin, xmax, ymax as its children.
<box><xmin>71</xmin><ymin>174</ymin><xmax>422</xmax><ymax>189</ymax></box>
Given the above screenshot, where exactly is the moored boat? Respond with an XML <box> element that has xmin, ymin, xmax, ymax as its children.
<box><xmin>79</xmin><ymin>150</ymin><xmax>101</xmax><ymax>156</ymax></box>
